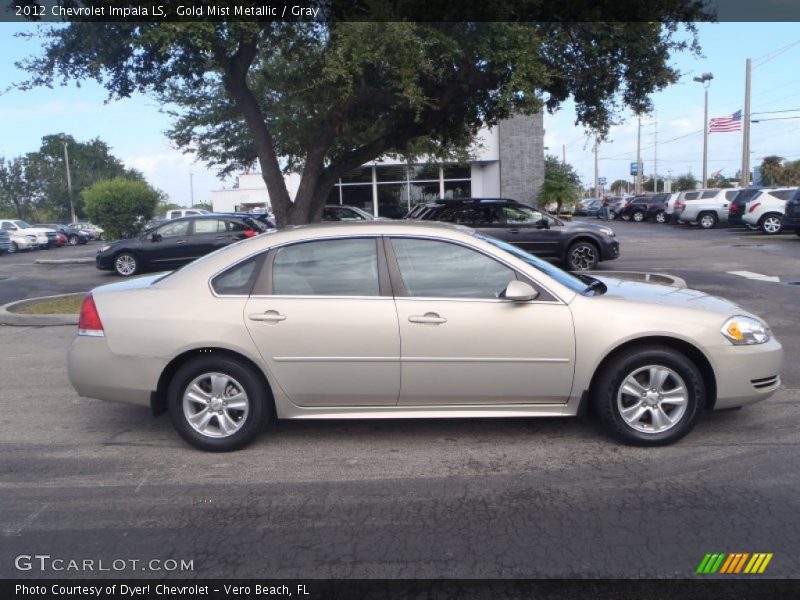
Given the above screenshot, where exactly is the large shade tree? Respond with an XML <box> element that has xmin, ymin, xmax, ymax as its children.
<box><xmin>17</xmin><ymin>2</ymin><xmax>710</xmax><ymax>227</ymax></box>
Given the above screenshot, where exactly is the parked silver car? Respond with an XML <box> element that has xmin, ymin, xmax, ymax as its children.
<box><xmin>68</xmin><ymin>222</ymin><xmax>782</xmax><ymax>451</ymax></box>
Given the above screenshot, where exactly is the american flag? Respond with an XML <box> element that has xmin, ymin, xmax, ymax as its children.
<box><xmin>709</xmin><ymin>110</ymin><xmax>742</xmax><ymax>132</ymax></box>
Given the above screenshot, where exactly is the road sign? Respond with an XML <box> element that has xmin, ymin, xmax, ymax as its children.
<box><xmin>630</xmin><ymin>162</ymin><xmax>639</xmax><ymax>176</ymax></box>
<box><xmin>598</xmin><ymin>177</ymin><xmax>607</xmax><ymax>185</ymax></box>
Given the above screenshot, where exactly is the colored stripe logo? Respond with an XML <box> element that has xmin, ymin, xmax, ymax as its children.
<box><xmin>696</xmin><ymin>553</ymin><xmax>773</xmax><ymax>574</ymax></box>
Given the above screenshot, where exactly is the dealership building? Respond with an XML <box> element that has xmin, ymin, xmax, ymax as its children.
<box><xmin>211</xmin><ymin>113</ymin><xmax>545</xmax><ymax>218</ymax></box>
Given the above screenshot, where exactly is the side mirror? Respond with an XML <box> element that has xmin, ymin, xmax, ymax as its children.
<box><xmin>502</xmin><ymin>280</ymin><xmax>539</xmax><ymax>302</ymax></box>
<box><xmin>151</xmin><ymin>232</ymin><xmax>162</xmax><ymax>242</ymax></box>
<box><xmin>536</xmin><ymin>218</ymin><xmax>550</xmax><ymax>229</ymax></box>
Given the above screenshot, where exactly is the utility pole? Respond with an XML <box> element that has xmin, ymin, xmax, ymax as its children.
<box><xmin>635</xmin><ymin>116</ymin><xmax>642</xmax><ymax>194</ymax></box>
<box><xmin>693</xmin><ymin>73</ymin><xmax>713</xmax><ymax>188</ymax></box>
<box><xmin>60</xmin><ymin>134</ymin><xmax>76</xmax><ymax>224</ymax></box>
<box><xmin>741</xmin><ymin>58</ymin><xmax>752</xmax><ymax>186</ymax></box>
<box><xmin>653</xmin><ymin>111</ymin><xmax>658</xmax><ymax>193</ymax></box>
<box><xmin>189</xmin><ymin>171</ymin><xmax>195</xmax><ymax>207</ymax></box>
<box><xmin>562</xmin><ymin>143</ymin><xmax>566</xmax><ymax>167</ymax></box>
<box><xmin>593</xmin><ymin>138</ymin><xmax>599</xmax><ymax>197</ymax></box>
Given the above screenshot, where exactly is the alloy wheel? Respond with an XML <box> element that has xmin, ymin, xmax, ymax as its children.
<box><xmin>616</xmin><ymin>365</ymin><xmax>688</xmax><ymax>434</ymax></box>
<box><xmin>114</xmin><ymin>254</ymin><xmax>137</xmax><ymax>276</ymax></box>
<box><xmin>655</xmin><ymin>212</ymin><xmax>666</xmax><ymax>223</ymax></box>
<box><xmin>182</xmin><ymin>372</ymin><xmax>250</xmax><ymax>439</ymax></box>
<box><xmin>8</xmin><ymin>242</ymin><xmax>17</xmax><ymax>254</ymax></box>
<box><xmin>762</xmin><ymin>216</ymin><xmax>782</xmax><ymax>234</ymax></box>
<box><xmin>633</xmin><ymin>211</ymin><xmax>644</xmax><ymax>222</ymax></box>
<box><xmin>700</xmin><ymin>214</ymin><xmax>716</xmax><ymax>229</ymax></box>
<box><xmin>569</xmin><ymin>244</ymin><xmax>597</xmax><ymax>270</ymax></box>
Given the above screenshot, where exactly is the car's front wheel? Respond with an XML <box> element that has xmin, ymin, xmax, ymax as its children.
<box><xmin>566</xmin><ymin>241</ymin><xmax>599</xmax><ymax>271</ymax></box>
<box><xmin>760</xmin><ymin>214</ymin><xmax>783</xmax><ymax>235</ymax></box>
<box><xmin>632</xmin><ymin>210</ymin><xmax>645</xmax><ymax>222</ymax></box>
<box><xmin>593</xmin><ymin>345</ymin><xmax>704</xmax><ymax>446</ymax></box>
<box><xmin>620</xmin><ymin>212</ymin><xmax>632</xmax><ymax>222</ymax></box>
<box><xmin>167</xmin><ymin>356</ymin><xmax>270</xmax><ymax>452</ymax></box>
<box><xmin>8</xmin><ymin>242</ymin><xmax>17</xmax><ymax>254</ymax></box>
<box><xmin>113</xmin><ymin>252</ymin><xmax>139</xmax><ymax>277</ymax></box>
<box><xmin>68</xmin><ymin>235</ymin><xmax>80</xmax><ymax>246</ymax></box>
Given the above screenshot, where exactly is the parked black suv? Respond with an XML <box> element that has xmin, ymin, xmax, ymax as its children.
<box><xmin>96</xmin><ymin>215</ymin><xmax>266</xmax><ymax>277</ymax></box>
<box><xmin>407</xmin><ymin>198</ymin><xmax>619</xmax><ymax>270</ymax></box>
<box><xmin>620</xmin><ymin>194</ymin><xmax>670</xmax><ymax>222</ymax></box>
<box><xmin>781</xmin><ymin>188</ymin><xmax>800</xmax><ymax>236</ymax></box>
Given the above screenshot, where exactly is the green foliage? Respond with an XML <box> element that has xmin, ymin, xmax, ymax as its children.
<box><xmin>758</xmin><ymin>156</ymin><xmax>800</xmax><ymax>186</ymax></box>
<box><xmin>673</xmin><ymin>173</ymin><xmax>698</xmax><ymax>192</ymax></box>
<box><xmin>610</xmin><ymin>179</ymin><xmax>629</xmax><ymax>195</ymax></box>
<box><xmin>0</xmin><ymin>135</ymin><xmax>144</xmax><ymax>221</ymax></box>
<box><xmin>18</xmin><ymin>5</ymin><xmax>708</xmax><ymax>226</ymax></box>
<box><xmin>83</xmin><ymin>177</ymin><xmax>161</xmax><ymax>240</ymax></box>
<box><xmin>539</xmin><ymin>155</ymin><xmax>582</xmax><ymax>211</ymax></box>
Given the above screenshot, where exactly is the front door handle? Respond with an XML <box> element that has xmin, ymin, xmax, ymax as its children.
<box><xmin>408</xmin><ymin>312</ymin><xmax>447</xmax><ymax>325</ymax></box>
<box><xmin>249</xmin><ymin>310</ymin><xmax>286</xmax><ymax>323</ymax></box>
<box><xmin>175</xmin><ymin>240</ymin><xmax>187</xmax><ymax>244</ymax></box>
<box><xmin>508</xmin><ymin>228</ymin><xmax>520</xmax><ymax>234</ymax></box>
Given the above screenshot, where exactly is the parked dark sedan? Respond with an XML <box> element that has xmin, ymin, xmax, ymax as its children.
<box><xmin>408</xmin><ymin>198</ymin><xmax>619</xmax><ymax>270</ymax></box>
<box><xmin>34</xmin><ymin>223</ymin><xmax>92</xmax><ymax>246</ymax></box>
<box><xmin>780</xmin><ymin>188</ymin><xmax>800</xmax><ymax>235</ymax></box>
<box><xmin>96</xmin><ymin>215</ymin><xmax>266</xmax><ymax>276</ymax></box>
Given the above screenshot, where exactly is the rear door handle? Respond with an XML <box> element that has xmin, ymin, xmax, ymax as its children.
<box><xmin>508</xmin><ymin>228</ymin><xmax>520</xmax><ymax>234</ymax></box>
<box><xmin>408</xmin><ymin>313</ymin><xmax>447</xmax><ymax>325</ymax></box>
<box><xmin>248</xmin><ymin>310</ymin><xmax>286</xmax><ymax>322</ymax></box>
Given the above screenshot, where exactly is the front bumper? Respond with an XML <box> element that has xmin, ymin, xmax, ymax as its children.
<box><xmin>599</xmin><ymin>239</ymin><xmax>620</xmax><ymax>261</ymax></box>
<box><xmin>96</xmin><ymin>254</ymin><xmax>114</xmax><ymax>271</ymax></box>
<box><xmin>708</xmin><ymin>337</ymin><xmax>783</xmax><ymax>409</ymax></box>
<box><xmin>67</xmin><ymin>335</ymin><xmax>166</xmax><ymax>407</ymax></box>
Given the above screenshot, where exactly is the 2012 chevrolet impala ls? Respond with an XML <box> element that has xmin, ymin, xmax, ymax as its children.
<box><xmin>67</xmin><ymin>221</ymin><xmax>782</xmax><ymax>451</ymax></box>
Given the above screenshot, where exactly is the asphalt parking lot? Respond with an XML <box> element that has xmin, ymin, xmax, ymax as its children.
<box><xmin>1</xmin><ymin>219</ymin><xmax>799</xmax><ymax>579</ymax></box>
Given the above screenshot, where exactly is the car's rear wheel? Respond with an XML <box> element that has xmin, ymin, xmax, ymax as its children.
<box><xmin>698</xmin><ymin>212</ymin><xmax>718</xmax><ymax>229</ymax></box>
<box><xmin>593</xmin><ymin>345</ymin><xmax>703</xmax><ymax>446</ymax></box>
<box><xmin>632</xmin><ymin>210</ymin><xmax>645</xmax><ymax>222</ymax></box>
<box><xmin>566</xmin><ymin>241</ymin><xmax>599</xmax><ymax>271</ymax></box>
<box><xmin>760</xmin><ymin>214</ymin><xmax>783</xmax><ymax>235</ymax></box>
<box><xmin>113</xmin><ymin>252</ymin><xmax>139</xmax><ymax>277</ymax></box>
<box><xmin>68</xmin><ymin>235</ymin><xmax>79</xmax><ymax>246</ymax></box>
<box><xmin>655</xmin><ymin>211</ymin><xmax>666</xmax><ymax>223</ymax></box>
<box><xmin>621</xmin><ymin>212</ymin><xmax>632</xmax><ymax>221</ymax></box>
<box><xmin>167</xmin><ymin>356</ymin><xmax>269</xmax><ymax>452</ymax></box>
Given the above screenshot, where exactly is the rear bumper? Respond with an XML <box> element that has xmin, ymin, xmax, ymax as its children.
<box><xmin>782</xmin><ymin>214</ymin><xmax>800</xmax><ymax>229</ymax></box>
<box><xmin>708</xmin><ymin>338</ymin><xmax>783</xmax><ymax>409</ymax></box>
<box><xmin>67</xmin><ymin>335</ymin><xmax>166</xmax><ymax>407</ymax></box>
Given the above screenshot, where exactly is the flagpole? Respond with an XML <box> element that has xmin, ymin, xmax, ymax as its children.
<box><xmin>741</xmin><ymin>58</ymin><xmax>752</xmax><ymax>186</ymax></box>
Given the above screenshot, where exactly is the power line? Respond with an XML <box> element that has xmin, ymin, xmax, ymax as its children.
<box><xmin>753</xmin><ymin>38</ymin><xmax>800</xmax><ymax>69</ymax></box>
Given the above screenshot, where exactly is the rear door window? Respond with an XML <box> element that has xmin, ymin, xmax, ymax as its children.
<box><xmin>683</xmin><ymin>192</ymin><xmax>700</xmax><ymax>200</ymax></box>
<box><xmin>701</xmin><ymin>191</ymin><xmax>717</xmax><ymax>199</ymax></box>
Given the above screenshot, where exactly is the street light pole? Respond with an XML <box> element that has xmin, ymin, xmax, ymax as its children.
<box><xmin>60</xmin><ymin>134</ymin><xmax>76</xmax><ymax>224</ymax></box>
<box><xmin>693</xmin><ymin>73</ymin><xmax>714</xmax><ymax>188</ymax></box>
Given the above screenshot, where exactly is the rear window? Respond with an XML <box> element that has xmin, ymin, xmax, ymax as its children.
<box><xmin>211</xmin><ymin>253</ymin><xmax>266</xmax><ymax>296</ymax></box>
<box><xmin>772</xmin><ymin>189</ymin><xmax>797</xmax><ymax>201</ymax></box>
<box><xmin>725</xmin><ymin>190</ymin><xmax>738</xmax><ymax>201</ymax></box>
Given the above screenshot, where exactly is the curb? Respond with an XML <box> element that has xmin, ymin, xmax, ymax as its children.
<box><xmin>35</xmin><ymin>258</ymin><xmax>94</xmax><ymax>265</ymax></box>
<box><xmin>587</xmin><ymin>271</ymin><xmax>687</xmax><ymax>289</ymax></box>
<box><xmin>0</xmin><ymin>292</ymin><xmax>84</xmax><ymax>326</ymax></box>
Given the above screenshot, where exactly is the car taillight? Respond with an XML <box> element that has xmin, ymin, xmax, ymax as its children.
<box><xmin>78</xmin><ymin>293</ymin><xmax>104</xmax><ymax>337</ymax></box>
<box><xmin>748</xmin><ymin>202</ymin><xmax>761</xmax><ymax>213</ymax></box>
<box><xmin>729</xmin><ymin>204</ymin><xmax>740</xmax><ymax>213</ymax></box>
<box><xmin>676</xmin><ymin>201</ymin><xmax>683</xmax><ymax>207</ymax></box>
<box><xmin>244</xmin><ymin>229</ymin><xmax>257</xmax><ymax>237</ymax></box>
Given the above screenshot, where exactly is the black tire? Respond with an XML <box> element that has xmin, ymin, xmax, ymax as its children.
<box><xmin>167</xmin><ymin>355</ymin><xmax>270</xmax><ymax>452</ymax></box>
<box><xmin>592</xmin><ymin>345</ymin><xmax>704</xmax><ymax>446</ymax></box>
<box><xmin>759</xmin><ymin>213</ymin><xmax>783</xmax><ymax>235</ymax></box>
<box><xmin>655</xmin><ymin>211</ymin><xmax>666</xmax><ymax>224</ymax></box>
<box><xmin>698</xmin><ymin>212</ymin><xmax>718</xmax><ymax>229</ymax></box>
<box><xmin>8</xmin><ymin>242</ymin><xmax>18</xmax><ymax>254</ymax></box>
<box><xmin>113</xmin><ymin>252</ymin><xmax>139</xmax><ymax>277</ymax></box>
<box><xmin>632</xmin><ymin>210</ymin><xmax>646</xmax><ymax>222</ymax></box>
<box><xmin>68</xmin><ymin>235</ymin><xmax>80</xmax><ymax>246</ymax></box>
<box><xmin>620</xmin><ymin>212</ymin><xmax>632</xmax><ymax>222</ymax></box>
<box><xmin>566</xmin><ymin>240</ymin><xmax>599</xmax><ymax>271</ymax></box>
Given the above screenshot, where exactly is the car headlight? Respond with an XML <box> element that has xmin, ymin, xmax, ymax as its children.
<box><xmin>721</xmin><ymin>316</ymin><xmax>771</xmax><ymax>345</ymax></box>
<box><xmin>100</xmin><ymin>245</ymin><xmax>111</xmax><ymax>253</ymax></box>
<box><xmin>599</xmin><ymin>227</ymin><xmax>614</xmax><ymax>236</ymax></box>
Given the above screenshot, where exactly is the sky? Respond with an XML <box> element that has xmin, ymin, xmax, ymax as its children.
<box><xmin>0</xmin><ymin>22</ymin><xmax>799</xmax><ymax>205</ymax></box>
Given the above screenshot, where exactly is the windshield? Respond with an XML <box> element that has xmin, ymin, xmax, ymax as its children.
<box><xmin>475</xmin><ymin>232</ymin><xmax>587</xmax><ymax>294</ymax></box>
<box><xmin>14</xmin><ymin>220</ymin><xmax>33</xmax><ymax>229</ymax></box>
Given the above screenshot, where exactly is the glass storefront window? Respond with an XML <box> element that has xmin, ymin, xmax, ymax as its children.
<box><xmin>409</xmin><ymin>182</ymin><xmax>441</xmax><ymax>206</ymax></box>
<box><xmin>377</xmin><ymin>183</ymin><xmax>408</xmax><ymax>219</ymax></box>
<box><xmin>409</xmin><ymin>163</ymin><xmax>440</xmax><ymax>181</ymax></box>
<box><xmin>375</xmin><ymin>165</ymin><xmax>407</xmax><ymax>183</ymax></box>
<box><xmin>442</xmin><ymin>163</ymin><xmax>471</xmax><ymax>180</ymax></box>
<box><xmin>340</xmin><ymin>167</ymin><xmax>373</xmax><ymax>184</ymax></box>
<box><xmin>443</xmin><ymin>180</ymin><xmax>471</xmax><ymax>198</ymax></box>
<box><xmin>339</xmin><ymin>185</ymin><xmax>374</xmax><ymax>214</ymax></box>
